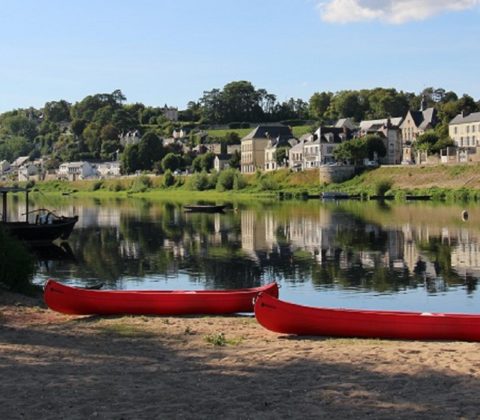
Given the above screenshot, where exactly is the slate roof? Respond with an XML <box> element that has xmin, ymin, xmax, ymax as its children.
<box><xmin>242</xmin><ymin>124</ymin><xmax>293</xmax><ymax>141</ymax></box>
<box><xmin>450</xmin><ymin>111</ymin><xmax>480</xmax><ymax>125</ymax></box>
<box><xmin>404</xmin><ymin>107</ymin><xmax>438</xmax><ymax>130</ymax></box>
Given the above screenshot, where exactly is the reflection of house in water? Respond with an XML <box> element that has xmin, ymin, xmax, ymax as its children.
<box><xmin>241</xmin><ymin>210</ymin><xmax>277</xmax><ymax>260</ymax></box>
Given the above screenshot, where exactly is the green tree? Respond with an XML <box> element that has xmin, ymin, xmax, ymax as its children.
<box><xmin>161</xmin><ymin>153</ymin><xmax>181</xmax><ymax>173</ymax></box>
<box><xmin>364</xmin><ymin>135</ymin><xmax>386</xmax><ymax>160</ymax></box>
<box><xmin>309</xmin><ymin>92</ymin><xmax>332</xmax><ymax>121</ymax></box>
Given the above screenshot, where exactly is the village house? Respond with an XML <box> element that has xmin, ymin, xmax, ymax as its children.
<box><xmin>315</xmin><ymin>126</ymin><xmax>354</xmax><ymax>167</ymax></box>
<box><xmin>58</xmin><ymin>161</ymin><xmax>95</xmax><ymax>181</ymax></box>
<box><xmin>95</xmin><ymin>161</ymin><xmax>122</xmax><ymax>178</ymax></box>
<box><xmin>161</xmin><ymin>105</ymin><xmax>178</xmax><ymax>121</ymax></box>
<box><xmin>447</xmin><ymin>111</ymin><xmax>480</xmax><ymax>163</ymax></box>
<box><xmin>213</xmin><ymin>154</ymin><xmax>232</xmax><ymax>172</ymax></box>
<box><xmin>241</xmin><ymin>124</ymin><xmax>293</xmax><ymax>173</ymax></box>
<box><xmin>449</xmin><ymin>111</ymin><xmax>480</xmax><ymax>148</ymax></box>
<box><xmin>264</xmin><ymin>136</ymin><xmax>297</xmax><ymax>172</ymax></box>
<box><xmin>359</xmin><ymin>117</ymin><xmax>404</xmax><ymax>165</ymax></box>
<box><xmin>400</xmin><ymin>97</ymin><xmax>438</xmax><ymax>164</ymax></box>
<box><xmin>288</xmin><ymin>137</ymin><xmax>306</xmax><ymax>171</ymax></box>
<box><xmin>119</xmin><ymin>130</ymin><xmax>141</xmax><ymax>147</ymax></box>
<box><xmin>0</xmin><ymin>160</ymin><xmax>10</xmax><ymax>175</ymax></box>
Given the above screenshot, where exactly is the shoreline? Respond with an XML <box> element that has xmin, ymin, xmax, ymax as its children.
<box><xmin>1</xmin><ymin>291</ymin><xmax>479</xmax><ymax>419</ymax></box>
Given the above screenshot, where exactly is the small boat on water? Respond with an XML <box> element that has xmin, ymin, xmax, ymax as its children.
<box><xmin>184</xmin><ymin>204</ymin><xmax>226</xmax><ymax>213</ymax></box>
<box><xmin>254</xmin><ymin>292</ymin><xmax>480</xmax><ymax>341</ymax></box>
<box><xmin>44</xmin><ymin>279</ymin><xmax>279</xmax><ymax>315</ymax></box>
<box><xmin>1</xmin><ymin>187</ymin><xmax>78</xmax><ymax>243</ymax></box>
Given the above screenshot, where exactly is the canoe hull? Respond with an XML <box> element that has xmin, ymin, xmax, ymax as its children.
<box><xmin>44</xmin><ymin>279</ymin><xmax>278</xmax><ymax>315</ymax></box>
<box><xmin>254</xmin><ymin>293</ymin><xmax>480</xmax><ymax>341</ymax></box>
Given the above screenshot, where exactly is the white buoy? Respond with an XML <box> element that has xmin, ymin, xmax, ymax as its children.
<box><xmin>462</xmin><ymin>210</ymin><xmax>469</xmax><ymax>221</ymax></box>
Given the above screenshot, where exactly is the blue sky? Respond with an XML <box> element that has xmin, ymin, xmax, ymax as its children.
<box><xmin>1</xmin><ymin>0</ymin><xmax>479</xmax><ymax>112</ymax></box>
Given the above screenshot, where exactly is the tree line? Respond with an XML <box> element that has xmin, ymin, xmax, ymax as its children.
<box><xmin>0</xmin><ymin>83</ymin><xmax>478</xmax><ymax>174</ymax></box>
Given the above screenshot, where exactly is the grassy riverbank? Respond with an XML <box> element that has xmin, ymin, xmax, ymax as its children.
<box><xmin>6</xmin><ymin>163</ymin><xmax>480</xmax><ymax>201</ymax></box>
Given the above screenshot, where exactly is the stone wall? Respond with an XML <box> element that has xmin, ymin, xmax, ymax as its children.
<box><xmin>319</xmin><ymin>165</ymin><xmax>356</xmax><ymax>184</ymax></box>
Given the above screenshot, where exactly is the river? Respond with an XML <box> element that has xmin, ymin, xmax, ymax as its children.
<box><xmin>10</xmin><ymin>194</ymin><xmax>479</xmax><ymax>314</ymax></box>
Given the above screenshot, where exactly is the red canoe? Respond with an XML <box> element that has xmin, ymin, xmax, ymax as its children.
<box><xmin>254</xmin><ymin>292</ymin><xmax>480</xmax><ymax>341</ymax></box>
<box><xmin>44</xmin><ymin>279</ymin><xmax>278</xmax><ymax>315</ymax></box>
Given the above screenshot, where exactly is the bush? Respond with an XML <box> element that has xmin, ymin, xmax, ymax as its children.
<box><xmin>374</xmin><ymin>179</ymin><xmax>393</xmax><ymax>196</ymax></box>
<box><xmin>130</xmin><ymin>175</ymin><xmax>153</xmax><ymax>193</ymax></box>
<box><xmin>0</xmin><ymin>228</ymin><xmax>36</xmax><ymax>294</ymax></box>
<box><xmin>91</xmin><ymin>180</ymin><xmax>103</xmax><ymax>191</ymax></box>
<box><xmin>188</xmin><ymin>171</ymin><xmax>211</xmax><ymax>191</ymax></box>
<box><xmin>216</xmin><ymin>168</ymin><xmax>237</xmax><ymax>191</ymax></box>
<box><xmin>163</xmin><ymin>170</ymin><xmax>175</xmax><ymax>187</ymax></box>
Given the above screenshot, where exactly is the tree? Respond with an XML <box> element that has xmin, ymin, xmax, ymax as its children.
<box><xmin>309</xmin><ymin>92</ymin><xmax>332</xmax><ymax>121</ymax></box>
<box><xmin>137</xmin><ymin>132</ymin><xmax>164</xmax><ymax>171</ymax></box>
<box><xmin>161</xmin><ymin>153</ymin><xmax>181</xmax><ymax>173</ymax></box>
<box><xmin>121</xmin><ymin>144</ymin><xmax>140</xmax><ymax>174</ymax></box>
<box><xmin>415</xmin><ymin>131</ymin><xmax>439</xmax><ymax>153</ymax></box>
<box><xmin>364</xmin><ymin>135</ymin><xmax>386</xmax><ymax>160</ymax></box>
<box><xmin>333</xmin><ymin>139</ymin><xmax>367</xmax><ymax>164</ymax></box>
<box><xmin>275</xmin><ymin>147</ymin><xmax>289</xmax><ymax>166</ymax></box>
<box><xmin>43</xmin><ymin>100</ymin><xmax>71</xmax><ymax>123</ymax></box>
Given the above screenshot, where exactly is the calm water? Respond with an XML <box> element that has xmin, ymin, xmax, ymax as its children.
<box><xmin>9</xmin><ymin>194</ymin><xmax>480</xmax><ymax>314</ymax></box>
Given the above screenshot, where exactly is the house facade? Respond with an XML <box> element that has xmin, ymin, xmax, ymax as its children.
<box><xmin>264</xmin><ymin>137</ymin><xmax>297</xmax><ymax>172</ymax></box>
<box><xmin>241</xmin><ymin>124</ymin><xmax>293</xmax><ymax>174</ymax></box>
<box><xmin>58</xmin><ymin>161</ymin><xmax>95</xmax><ymax>180</ymax></box>
<box><xmin>400</xmin><ymin>98</ymin><xmax>438</xmax><ymax>163</ymax></box>
<box><xmin>360</xmin><ymin>117</ymin><xmax>403</xmax><ymax>165</ymax></box>
<box><xmin>449</xmin><ymin>111</ymin><xmax>480</xmax><ymax>149</ymax></box>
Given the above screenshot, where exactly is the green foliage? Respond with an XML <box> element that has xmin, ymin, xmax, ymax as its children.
<box><xmin>130</xmin><ymin>175</ymin><xmax>153</xmax><ymax>193</ymax></box>
<box><xmin>163</xmin><ymin>170</ymin><xmax>175</xmax><ymax>187</ymax></box>
<box><xmin>374</xmin><ymin>179</ymin><xmax>393</xmax><ymax>196</ymax></box>
<box><xmin>91</xmin><ymin>180</ymin><xmax>103</xmax><ymax>191</ymax></box>
<box><xmin>216</xmin><ymin>168</ymin><xmax>245</xmax><ymax>191</ymax></box>
<box><xmin>161</xmin><ymin>153</ymin><xmax>181</xmax><ymax>173</ymax></box>
<box><xmin>0</xmin><ymin>228</ymin><xmax>36</xmax><ymax>294</ymax></box>
<box><xmin>187</xmin><ymin>171</ymin><xmax>215</xmax><ymax>191</ymax></box>
<box><xmin>205</xmin><ymin>332</ymin><xmax>227</xmax><ymax>346</ymax></box>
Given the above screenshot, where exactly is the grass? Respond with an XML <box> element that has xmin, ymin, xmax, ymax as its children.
<box><xmin>97</xmin><ymin>321</ymin><xmax>155</xmax><ymax>338</ymax></box>
<box><xmin>204</xmin><ymin>332</ymin><xmax>242</xmax><ymax>346</ymax></box>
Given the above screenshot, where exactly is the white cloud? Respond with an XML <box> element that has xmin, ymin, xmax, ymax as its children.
<box><xmin>318</xmin><ymin>0</ymin><xmax>480</xmax><ymax>24</ymax></box>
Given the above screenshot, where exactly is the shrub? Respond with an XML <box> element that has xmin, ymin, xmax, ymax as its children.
<box><xmin>130</xmin><ymin>175</ymin><xmax>152</xmax><ymax>193</ymax></box>
<box><xmin>0</xmin><ymin>228</ymin><xmax>36</xmax><ymax>294</ymax></box>
<box><xmin>163</xmin><ymin>170</ymin><xmax>175</xmax><ymax>187</ymax></box>
<box><xmin>91</xmin><ymin>181</ymin><xmax>103</xmax><ymax>191</ymax></box>
<box><xmin>216</xmin><ymin>168</ymin><xmax>239</xmax><ymax>191</ymax></box>
<box><xmin>375</xmin><ymin>179</ymin><xmax>393</xmax><ymax>196</ymax></box>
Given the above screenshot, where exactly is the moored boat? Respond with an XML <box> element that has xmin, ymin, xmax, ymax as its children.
<box><xmin>1</xmin><ymin>187</ymin><xmax>78</xmax><ymax>242</ymax></box>
<box><xmin>184</xmin><ymin>204</ymin><xmax>226</xmax><ymax>213</ymax></box>
<box><xmin>44</xmin><ymin>279</ymin><xmax>279</xmax><ymax>315</ymax></box>
<box><xmin>254</xmin><ymin>292</ymin><xmax>480</xmax><ymax>341</ymax></box>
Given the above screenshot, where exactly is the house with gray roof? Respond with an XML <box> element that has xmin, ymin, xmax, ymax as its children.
<box><xmin>240</xmin><ymin>124</ymin><xmax>293</xmax><ymax>173</ymax></box>
<box><xmin>449</xmin><ymin>111</ymin><xmax>480</xmax><ymax>149</ymax></box>
<box><xmin>400</xmin><ymin>98</ymin><xmax>439</xmax><ymax>163</ymax></box>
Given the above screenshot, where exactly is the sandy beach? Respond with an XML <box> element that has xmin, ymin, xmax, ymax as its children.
<box><xmin>1</xmin><ymin>290</ymin><xmax>479</xmax><ymax>420</ymax></box>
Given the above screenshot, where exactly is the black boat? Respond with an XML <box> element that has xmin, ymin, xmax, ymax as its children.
<box><xmin>183</xmin><ymin>204</ymin><xmax>226</xmax><ymax>213</ymax></box>
<box><xmin>1</xmin><ymin>187</ymin><xmax>78</xmax><ymax>243</ymax></box>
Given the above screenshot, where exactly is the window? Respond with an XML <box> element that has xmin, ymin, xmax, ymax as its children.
<box><xmin>454</xmin><ymin>127</ymin><xmax>458</xmax><ymax>134</ymax></box>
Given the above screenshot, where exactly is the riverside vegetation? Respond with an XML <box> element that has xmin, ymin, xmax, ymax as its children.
<box><xmin>6</xmin><ymin>163</ymin><xmax>480</xmax><ymax>202</ymax></box>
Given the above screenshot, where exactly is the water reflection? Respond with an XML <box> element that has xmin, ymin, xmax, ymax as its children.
<box><xmin>15</xmin><ymin>195</ymin><xmax>480</xmax><ymax>311</ymax></box>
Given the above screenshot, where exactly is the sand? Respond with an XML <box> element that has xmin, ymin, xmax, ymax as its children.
<box><xmin>1</xmin><ymin>291</ymin><xmax>479</xmax><ymax>420</ymax></box>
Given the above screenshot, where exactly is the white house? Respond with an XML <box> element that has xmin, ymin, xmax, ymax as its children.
<box><xmin>58</xmin><ymin>161</ymin><xmax>95</xmax><ymax>180</ymax></box>
<box><xmin>0</xmin><ymin>160</ymin><xmax>10</xmax><ymax>175</ymax></box>
<box><xmin>17</xmin><ymin>163</ymin><xmax>39</xmax><ymax>181</ymax></box>
<box><xmin>359</xmin><ymin>117</ymin><xmax>403</xmax><ymax>165</ymax></box>
<box><xmin>95</xmin><ymin>161</ymin><xmax>121</xmax><ymax>178</ymax></box>
<box><xmin>119</xmin><ymin>130</ymin><xmax>141</xmax><ymax>147</ymax></box>
<box><xmin>213</xmin><ymin>154</ymin><xmax>231</xmax><ymax>172</ymax></box>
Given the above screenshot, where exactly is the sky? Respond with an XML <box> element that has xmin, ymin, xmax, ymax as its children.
<box><xmin>0</xmin><ymin>0</ymin><xmax>479</xmax><ymax>113</ymax></box>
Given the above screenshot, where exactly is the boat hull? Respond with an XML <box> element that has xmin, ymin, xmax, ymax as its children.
<box><xmin>44</xmin><ymin>279</ymin><xmax>279</xmax><ymax>315</ymax></box>
<box><xmin>184</xmin><ymin>205</ymin><xmax>226</xmax><ymax>213</ymax></box>
<box><xmin>3</xmin><ymin>216</ymin><xmax>78</xmax><ymax>242</ymax></box>
<box><xmin>254</xmin><ymin>293</ymin><xmax>480</xmax><ymax>341</ymax></box>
